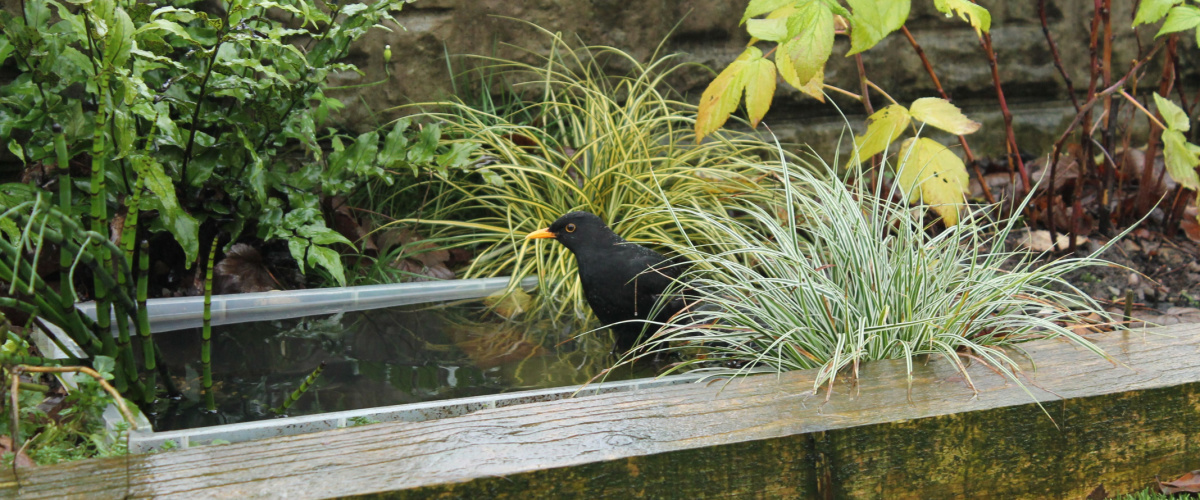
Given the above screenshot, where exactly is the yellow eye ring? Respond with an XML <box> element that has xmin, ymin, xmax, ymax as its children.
<box><xmin>565</xmin><ymin>223</ymin><xmax>576</xmax><ymax>233</ymax></box>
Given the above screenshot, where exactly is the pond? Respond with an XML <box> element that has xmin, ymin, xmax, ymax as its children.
<box><xmin>140</xmin><ymin>300</ymin><xmax>646</xmax><ymax>432</ymax></box>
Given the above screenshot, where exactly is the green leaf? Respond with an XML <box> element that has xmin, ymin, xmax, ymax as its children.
<box><xmin>741</xmin><ymin>0</ymin><xmax>795</xmax><ymax>24</ymax></box>
<box><xmin>1162</xmin><ymin>130</ymin><xmax>1200</xmax><ymax>190</ymax></box>
<box><xmin>1134</xmin><ymin>0</ymin><xmax>1183</xmax><ymax>26</ymax></box>
<box><xmin>783</xmin><ymin>1</ymin><xmax>834</xmax><ymax>86</ymax></box>
<box><xmin>933</xmin><ymin>0</ymin><xmax>991</xmax><ymax>36</ymax></box>
<box><xmin>407</xmin><ymin>124</ymin><xmax>440</xmax><ymax>165</ymax></box>
<box><xmin>848</xmin><ymin>105</ymin><xmax>911</xmax><ymax>167</ymax></box>
<box><xmin>132</xmin><ymin>155</ymin><xmax>180</xmax><ymax>215</ymax></box>
<box><xmin>908</xmin><ymin>97</ymin><xmax>980</xmax><ymax>135</ymax></box>
<box><xmin>896</xmin><ymin>137</ymin><xmax>969</xmax><ymax>226</ymax></box>
<box><xmin>93</xmin><ymin>356</ymin><xmax>116</xmax><ymax>379</ymax></box>
<box><xmin>744</xmin><ymin>57</ymin><xmax>777</xmax><ymax>127</ymax></box>
<box><xmin>846</xmin><ymin>0</ymin><xmax>910</xmax><ymax>56</ymax></box>
<box><xmin>133</xmin><ymin>155</ymin><xmax>200</xmax><ymax>263</ymax></box>
<box><xmin>7</xmin><ymin>139</ymin><xmax>24</xmax><ymax>166</ymax></box>
<box><xmin>1154</xmin><ymin>92</ymin><xmax>1190</xmax><ymax>132</ymax></box>
<box><xmin>696</xmin><ymin>48</ymin><xmax>757</xmax><ymax>140</ymax></box>
<box><xmin>1158</xmin><ymin>5</ymin><xmax>1200</xmax><ymax>37</ymax></box>
<box><xmin>307</xmin><ymin>244</ymin><xmax>346</xmax><ymax>286</ymax></box>
<box><xmin>747</xmin><ymin>18</ymin><xmax>789</xmax><ymax>41</ymax></box>
<box><xmin>436</xmin><ymin>142</ymin><xmax>480</xmax><ymax>171</ymax></box>
<box><xmin>135</xmin><ymin>19</ymin><xmax>199</xmax><ymax>44</ymax></box>
<box><xmin>377</xmin><ymin>118</ymin><xmax>411</xmax><ymax>168</ymax></box>
<box><xmin>104</xmin><ymin>6</ymin><xmax>135</xmax><ymax>67</ymax></box>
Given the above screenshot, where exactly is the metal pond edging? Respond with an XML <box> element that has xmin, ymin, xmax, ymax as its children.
<box><xmin>30</xmin><ymin>276</ymin><xmax>704</xmax><ymax>453</ymax></box>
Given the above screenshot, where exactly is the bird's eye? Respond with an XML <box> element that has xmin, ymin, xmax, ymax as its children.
<box><xmin>566</xmin><ymin>223</ymin><xmax>576</xmax><ymax>233</ymax></box>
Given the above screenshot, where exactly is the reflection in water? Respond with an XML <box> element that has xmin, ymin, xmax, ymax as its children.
<box><xmin>143</xmin><ymin>300</ymin><xmax>651</xmax><ymax>432</ymax></box>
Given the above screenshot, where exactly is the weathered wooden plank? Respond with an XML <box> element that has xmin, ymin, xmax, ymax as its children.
<box><xmin>2</xmin><ymin>325</ymin><xmax>1198</xmax><ymax>499</ymax></box>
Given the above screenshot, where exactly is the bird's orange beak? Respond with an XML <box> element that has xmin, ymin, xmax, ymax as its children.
<box><xmin>525</xmin><ymin>228</ymin><xmax>556</xmax><ymax>240</ymax></box>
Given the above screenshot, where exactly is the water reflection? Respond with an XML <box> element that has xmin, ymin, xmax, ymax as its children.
<box><xmin>143</xmin><ymin>300</ymin><xmax>648</xmax><ymax>432</ymax></box>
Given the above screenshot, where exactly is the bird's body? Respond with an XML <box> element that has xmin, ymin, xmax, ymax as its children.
<box><xmin>527</xmin><ymin>212</ymin><xmax>686</xmax><ymax>352</ymax></box>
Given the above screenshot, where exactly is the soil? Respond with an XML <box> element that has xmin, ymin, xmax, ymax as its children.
<box><xmin>1015</xmin><ymin>228</ymin><xmax>1200</xmax><ymax>327</ymax></box>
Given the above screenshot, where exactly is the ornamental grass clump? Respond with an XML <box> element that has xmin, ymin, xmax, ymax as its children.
<box><xmin>390</xmin><ymin>28</ymin><xmax>796</xmax><ymax>322</ymax></box>
<box><xmin>636</xmin><ymin>152</ymin><xmax>1123</xmax><ymax>393</ymax></box>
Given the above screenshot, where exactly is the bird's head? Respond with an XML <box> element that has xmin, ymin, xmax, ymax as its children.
<box><xmin>525</xmin><ymin>211</ymin><xmax>622</xmax><ymax>254</ymax></box>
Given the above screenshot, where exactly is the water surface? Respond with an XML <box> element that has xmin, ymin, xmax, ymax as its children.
<box><xmin>144</xmin><ymin>300</ymin><xmax>643</xmax><ymax>432</ymax></box>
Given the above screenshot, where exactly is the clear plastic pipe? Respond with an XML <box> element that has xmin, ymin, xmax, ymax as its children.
<box><xmin>76</xmin><ymin>276</ymin><xmax>538</xmax><ymax>334</ymax></box>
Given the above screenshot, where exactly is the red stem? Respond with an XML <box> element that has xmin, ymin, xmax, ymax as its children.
<box><xmin>900</xmin><ymin>26</ymin><xmax>993</xmax><ymax>205</ymax></box>
<box><xmin>1069</xmin><ymin>0</ymin><xmax>1103</xmax><ymax>254</ymax></box>
<box><xmin>979</xmin><ymin>33</ymin><xmax>1032</xmax><ymax>197</ymax></box>
<box><xmin>1134</xmin><ymin>36</ymin><xmax>1176</xmax><ymax>219</ymax></box>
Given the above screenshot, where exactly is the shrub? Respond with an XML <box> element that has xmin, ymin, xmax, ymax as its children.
<box><xmin>0</xmin><ymin>0</ymin><xmax>413</xmax><ymax>285</ymax></box>
<box><xmin>389</xmin><ymin>28</ymin><xmax>798</xmax><ymax>322</ymax></box>
<box><xmin>634</xmin><ymin>148</ymin><xmax>1122</xmax><ymax>394</ymax></box>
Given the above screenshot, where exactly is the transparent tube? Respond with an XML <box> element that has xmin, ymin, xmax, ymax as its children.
<box><xmin>76</xmin><ymin>276</ymin><xmax>538</xmax><ymax>333</ymax></box>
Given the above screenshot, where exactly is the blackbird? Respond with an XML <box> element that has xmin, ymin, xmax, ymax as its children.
<box><xmin>526</xmin><ymin>211</ymin><xmax>687</xmax><ymax>353</ymax></box>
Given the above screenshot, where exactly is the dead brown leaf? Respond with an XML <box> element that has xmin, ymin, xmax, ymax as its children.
<box><xmin>1159</xmin><ymin>470</ymin><xmax>1200</xmax><ymax>495</ymax></box>
<box><xmin>213</xmin><ymin>243</ymin><xmax>278</xmax><ymax>294</ymax></box>
<box><xmin>1017</xmin><ymin>229</ymin><xmax>1089</xmax><ymax>252</ymax></box>
<box><xmin>1085</xmin><ymin>483</ymin><xmax>1107</xmax><ymax>500</ymax></box>
<box><xmin>379</xmin><ymin>227</ymin><xmax>456</xmax><ymax>281</ymax></box>
<box><xmin>327</xmin><ymin>196</ymin><xmax>377</xmax><ymax>256</ymax></box>
<box><xmin>0</xmin><ymin>436</ymin><xmax>35</xmax><ymax>467</ymax></box>
<box><xmin>1182</xmin><ymin>216</ymin><xmax>1200</xmax><ymax>244</ymax></box>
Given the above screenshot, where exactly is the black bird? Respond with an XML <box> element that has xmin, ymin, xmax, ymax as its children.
<box><xmin>526</xmin><ymin>211</ymin><xmax>687</xmax><ymax>353</ymax></box>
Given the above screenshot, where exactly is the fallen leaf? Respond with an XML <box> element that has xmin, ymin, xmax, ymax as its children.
<box><xmin>214</xmin><ymin>243</ymin><xmax>279</xmax><ymax>294</ymax></box>
<box><xmin>1159</xmin><ymin>470</ymin><xmax>1200</xmax><ymax>495</ymax></box>
<box><xmin>1181</xmin><ymin>215</ymin><xmax>1200</xmax><ymax>243</ymax></box>
<box><xmin>0</xmin><ymin>435</ymin><xmax>35</xmax><ymax>467</ymax></box>
<box><xmin>327</xmin><ymin>196</ymin><xmax>377</xmax><ymax>256</ymax></box>
<box><xmin>378</xmin><ymin>227</ymin><xmax>456</xmax><ymax>281</ymax></box>
<box><xmin>1085</xmin><ymin>484</ymin><xmax>1106</xmax><ymax>500</ymax></box>
<box><xmin>1017</xmin><ymin>229</ymin><xmax>1089</xmax><ymax>252</ymax></box>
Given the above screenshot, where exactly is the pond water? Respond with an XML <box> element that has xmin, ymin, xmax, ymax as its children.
<box><xmin>141</xmin><ymin>300</ymin><xmax>645</xmax><ymax>432</ymax></box>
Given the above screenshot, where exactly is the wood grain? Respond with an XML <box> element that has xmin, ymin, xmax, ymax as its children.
<box><xmin>3</xmin><ymin>325</ymin><xmax>1198</xmax><ymax>499</ymax></box>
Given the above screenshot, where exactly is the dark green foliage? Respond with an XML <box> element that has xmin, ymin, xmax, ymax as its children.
<box><xmin>1</xmin><ymin>0</ymin><xmax>414</xmax><ymax>284</ymax></box>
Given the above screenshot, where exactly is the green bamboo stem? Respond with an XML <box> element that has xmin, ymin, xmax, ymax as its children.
<box><xmin>90</xmin><ymin>84</ymin><xmax>116</xmax><ymax>365</ymax></box>
<box><xmin>113</xmin><ymin>180</ymin><xmax>145</xmax><ymax>399</ymax></box>
<box><xmin>54</xmin><ymin>123</ymin><xmax>73</xmax><ymax>309</ymax></box>
<box><xmin>8</xmin><ymin>209</ymin><xmax>139</xmax><ymax>314</ymax></box>
<box><xmin>137</xmin><ymin>240</ymin><xmax>156</xmax><ymax>405</ymax></box>
<box><xmin>202</xmin><ymin>238</ymin><xmax>218</xmax><ymax>413</ymax></box>
<box><xmin>0</xmin><ymin>248</ymin><xmax>100</xmax><ymax>351</ymax></box>
<box><xmin>272</xmin><ymin>361</ymin><xmax>326</xmax><ymax>415</ymax></box>
<box><xmin>0</xmin><ymin>351</ymin><xmax>65</xmax><ymax>368</ymax></box>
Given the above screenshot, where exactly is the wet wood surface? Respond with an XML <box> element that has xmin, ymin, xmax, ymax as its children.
<box><xmin>3</xmin><ymin>324</ymin><xmax>1199</xmax><ymax>499</ymax></box>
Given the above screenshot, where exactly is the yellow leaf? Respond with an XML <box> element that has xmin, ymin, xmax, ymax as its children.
<box><xmin>908</xmin><ymin>97</ymin><xmax>981</xmax><ymax>135</ymax></box>
<box><xmin>848</xmin><ymin>105</ymin><xmax>911</xmax><ymax>167</ymax></box>
<box><xmin>796</xmin><ymin>67</ymin><xmax>825</xmax><ymax>102</ymax></box>
<box><xmin>933</xmin><ymin>0</ymin><xmax>991</xmax><ymax>37</ymax></box>
<box><xmin>744</xmin><ymin>59</ymin><xmax>777</xmax><ymax>127</ymax></box>
<box><xmin>695</xmin><ymin>54</ymin><xmax>752</xmax><ymax>140</ymax></box>
<box><xmin>484</xmin><ymin>288</ymin><xmax>533</xmax><ymax>319</ymax></box>
<box><xmin>741</xmin><ymin>0</ymin><xmax>795</xmax><ymax>24</ymax></box>
<box><xmin>782</xmin><ymin>1</ymin><xmax>835</xmax><ymax>85</ymax></box>
<box><xmin>896</xmin><ymin>137</ymin><xmax>969</xmax><ymax>226</ymax></box>
<box><xmin>776</xmin><ymin>41</ymin><xmax>825</xmax><ymax>102</ymax></box>
<box><xmin>747</xmin><ymin>18</ymin><xmax>789</xmax><ymax>41</ymax></box>
<box><xmin>1162</xmin><ymin>130</ymin><xmax>1200</xmax><ymax>190</ymax></box>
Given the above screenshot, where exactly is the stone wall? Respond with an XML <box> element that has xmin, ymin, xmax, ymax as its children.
<box><xmin>336</xmin><ymin>0</ymin><xmax>1198</xmax><ymax>154</ymax></box>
